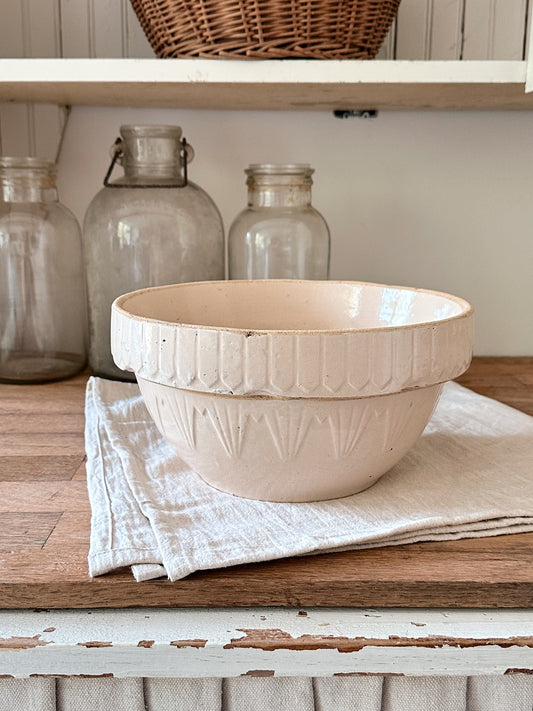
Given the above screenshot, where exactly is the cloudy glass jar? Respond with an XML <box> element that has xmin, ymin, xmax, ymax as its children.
<box><xmin>83</xmin><ymin>124</ymin><xmax>225</xmax><ymax>381</ymax></box>
<box><xmin>0</xmin><ymin>157</ymin><xmax>87</xmax><ymax>383</ymax></box>
<box><xmin>228</xmin><ymin>164</ymin><xmax>330</xmax><ymax>280</ymax></box>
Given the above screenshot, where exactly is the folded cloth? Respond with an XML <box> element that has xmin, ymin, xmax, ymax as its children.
<box><xmin>86</xmin><ymin>377</ymin><xmax>533</xmax><ymax>581</ymax></box>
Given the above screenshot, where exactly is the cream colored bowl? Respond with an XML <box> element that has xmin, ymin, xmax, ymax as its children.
<box><xmin>111</xmin><ymin>280</ymin><xmax>474</xmax><ymax>502</ymax></box>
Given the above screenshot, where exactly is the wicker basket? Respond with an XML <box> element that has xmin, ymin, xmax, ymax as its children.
<box><xmin>130</xmin><ymin>0</ymin><xmax>402</xmax><ymax>59</ymax></box>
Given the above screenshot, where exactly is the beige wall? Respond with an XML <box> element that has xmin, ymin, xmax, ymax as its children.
<box><xmin>58</xmin><ymin>105</ymin><xmax>533</xmax><ymax>356</ymax></box>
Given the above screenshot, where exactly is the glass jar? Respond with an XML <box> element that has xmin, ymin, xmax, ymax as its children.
<box><xmin>83</xmin><ymin>124</ymin><xmax>224</xmax><ymax>381</ymax></box>
<box><xmin>228</xmin><ymin>164</ymin><xmax>330</xmax><ymax>280</ymax></box>
<box><xmin>0</xmin><ymin>157</ymin><xmax>87</xmax><ymax>383</ymax></box>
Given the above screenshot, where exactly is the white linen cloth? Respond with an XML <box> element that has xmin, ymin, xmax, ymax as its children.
<box><xmin>86</xmin><ymin>377</ymin><xmax>533</xmax><ymax>582</ymax></box>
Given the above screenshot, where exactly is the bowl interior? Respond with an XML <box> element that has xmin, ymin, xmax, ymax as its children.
<box><xmin>116</xmin><ymin>280</ymin><xmax>471</xmax><ymax>332</ymax></box>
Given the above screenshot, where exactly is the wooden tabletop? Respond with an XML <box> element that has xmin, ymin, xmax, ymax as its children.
<box><xmin>1</xmin><ymin>356</ymin><xmax>532</xmax><ymax>610</ymax></box>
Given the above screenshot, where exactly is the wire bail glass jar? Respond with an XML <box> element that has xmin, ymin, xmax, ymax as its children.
<box><xmin>83</xmin><ymin>124</ymin><xmax>225</xmax><ymax>381</ymax></box>
<box><xmin>228</xmin><ymin>163</ymin><xmax>330</xmax><ymax>280</ymax></box>
<box><xmin>0</xmin><ymin>157</ymin><xmax>87</xmax><ymax>383</ymax></box>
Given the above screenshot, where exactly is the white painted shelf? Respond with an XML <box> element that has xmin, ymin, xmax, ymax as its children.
<box><xmin>1</xmin><ymin>58</ymin><xmax>533</xmax><ymax>110</ymax></box>
<box><xmin>2</xmin><ymin>607</ymin><xmax>533</xmax><ymax>677</ymax></box>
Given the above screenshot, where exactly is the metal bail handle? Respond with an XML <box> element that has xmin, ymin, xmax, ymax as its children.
<box><xmin>103</xmin><ymin>136</ymin><xmax>190</xmax><ymax>188</ymax></box>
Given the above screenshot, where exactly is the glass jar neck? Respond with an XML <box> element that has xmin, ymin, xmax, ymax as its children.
<box><xmin>119</xmin><ymin>125</ymin><xmax>185</xmax><ymax>182</ymax></box>
<box><xmin>0</xmin><ymin>158</ymin><xmax>58</xmax><ymax>203</ymax></box>
<box><xmin>246</xmin><ymin>164</ymin><xmax>313</xmax><ymax>208</ymax></box>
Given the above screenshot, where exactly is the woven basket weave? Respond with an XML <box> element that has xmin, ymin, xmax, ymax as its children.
<box><xmin>130</xmin><ymin>0</ymin><xmax>401</xmax><ymax>59</ymax></box>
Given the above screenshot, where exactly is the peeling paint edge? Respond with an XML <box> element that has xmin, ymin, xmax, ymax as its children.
<box><xmin>224</xmin><ymin>629</ymin><xmax>533</xmax><ymax>653</ymax></box>
<box><xmin>0</xmin><ymin>635</ymin><xmax>50</xmax><ymax>651</ymax></box>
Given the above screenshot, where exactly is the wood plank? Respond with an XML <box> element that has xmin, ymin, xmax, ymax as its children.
<box><xmin>0</xmin><ymin>58</ymin><xmax>531</xmax><ymax>112</ymax></box>
<box><xmin>431</xmin><ymin>0</ymin><xmax>464</xmax><ymax>60</ymax></box>
<box><xmin>0</xmin><ymin>513</ymin><xmax>61</xmax><ymax>551</ymax></box>
<box><xmin>0</xmin><ymin>433</ymin><xmax>85</xmax><ymax>457</ymax></box>
<box><xmin>488</xmin><ymin>0</ymin><xmax>528</xmax><ymax>60</ymax></box>
<box><xmin>92</xmin><ymin>0</ymin><xmax>126</xmax><ymax>57</ymax></box>
<box><xmin>0</xmin><ymin>388</ymin><xmax>86</xmax><ymax>415</ymax></box>
<box><xmin>3</xmin><ymin>77</ymin><xmax>532</xmax><ymax>111</ymax></box>
<box><xmin>124</xmin><ymin>0</ymin><xmax>155</xmax><ymax>58</ymax></box>
<box><xmin>0</xmin><ymin>481</ymin><xmax>89</xmax><ymax>512</ymax></box>
<box><xmin>25</xmin><ymin>0</ymin><xmax>61</xmax><ymax>58</ymax></box>
<box><xmin>395</xmin><ymin>0</ymin><xmax>432</xmax><ymax>60</ymax></box>
<box><xmin>462</xmin><ymin>0</ymin><xmax>528</xmax><ymax>60</ymax></box>
<box><xmin>0</xmin><ymin>413</ymin><xmax>85</xmax><ymax>434</ymax></box>
<box><xmin>72</xmin><ymin>459</ymin><xmax>87</xmax><ymax>481</ymax></box>
<box><xmin>0</xmin><ymin>0</ymin><xmax>25</xmax><ymax>58</ymax></box>
<box><xmin>0</xmin><ymin>455</ymin><xmax>85</xmax><ymax>481</ymax></box>
<box><xmin>456</xmin><ymin>356</ymin><xmax>533</xmax><ymax>416</ymax></box>
<box><xmin>60</xmin><ymin>0</ymin><xmax>92</xmax><ymax>57</ymax></box>
<box><xmin>0</xmin><ymin>358</ymin><xmax>532</xmax><ymax>609</ymax></box>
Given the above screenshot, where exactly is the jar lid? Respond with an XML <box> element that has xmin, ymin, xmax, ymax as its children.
<box><xmin>0</xmin><ymin>156</ymin><xmax>56</xmax><ymax>173</ymax></box>
<box><xmin>246</xmin><ymin>163</ymin><xmax>313</xmax><ymax>176</ymax></box>
<box><xmin>119</xmin><ymin>125</ymin><xmax>183</xmax><ymax>139</ymax></box>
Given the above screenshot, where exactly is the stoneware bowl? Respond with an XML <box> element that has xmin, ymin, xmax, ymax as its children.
<box><xmin>111</xmin><ymin>280</ymin><xmax>474</xmax><ymax>502</ymax></box>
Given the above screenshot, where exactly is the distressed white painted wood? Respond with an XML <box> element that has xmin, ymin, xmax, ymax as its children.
<box><xmin>1</xmin><ymin>608</ymin><xmax>533</xmax><ymax>679</ymax></box>
<box><xmin>462</xmin><ymin>0</ymin><xmax>528</xmax><ymax>60</ymax></box>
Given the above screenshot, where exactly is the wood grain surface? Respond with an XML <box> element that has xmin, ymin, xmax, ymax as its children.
<box><xmin>0</xmin><ymin>357</ymin><xmax>532</xmax><ymax>609</ymax></box>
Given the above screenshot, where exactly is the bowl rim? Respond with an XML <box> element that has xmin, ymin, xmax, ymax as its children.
<box><xmin>112</xmin><ymin>279</ymin><xmax>474</xmax><ymax>336</ymax></box>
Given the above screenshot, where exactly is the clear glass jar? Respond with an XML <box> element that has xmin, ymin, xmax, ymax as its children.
<box><xmin>83</xmin><ymin>124</ymin><xmax>225</xmax><ymax>381</ymax></box>
<box><xmin>228</xmin><ymin>164</ymin><xmax>330</xmax><ymax>280</ymax></box>
<box><xmin>0</xmin><ymin>157</ymin><xmax>87</xmax><ymax>383</ymax></box>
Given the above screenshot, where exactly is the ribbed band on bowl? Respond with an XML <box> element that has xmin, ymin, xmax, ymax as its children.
<box><xmin>111</xmin><ymin>312</ymin><xmax>473</xmax><ymax>398</ymax></box>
